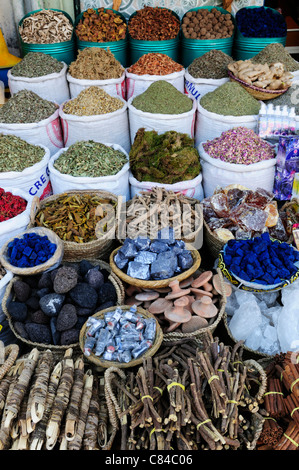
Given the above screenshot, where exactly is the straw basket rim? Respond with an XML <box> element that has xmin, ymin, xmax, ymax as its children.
<box><xmin>228</xmin><ymin>71</ymin><xmax>289</xmax><ymax>100</ymax></box>
<box><xmin>79</xmin><ymin>305</ymin><xmax>163</xmax><ymax>369</ymax></box>
<box><xmin>1</xmin><ymin>259</ymin><xmax>124</xmax><ymax>352</ymax></box>
<box><xmin>109</xmin><ymin>245</ymin><xmax>201</xmax><ymax>288</ymax></box>
<box><xmin>0</xmin><ymin>227</ymin><xmax>64</xmax><ymax>276</ymax></box>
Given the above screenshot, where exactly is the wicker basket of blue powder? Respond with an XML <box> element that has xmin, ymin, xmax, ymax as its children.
<box><xmin>29</xmin><ymin>190</ymin><xmax>119</xmax><ymax>262</ymax></box>
<box><xmin>79</xmin><ymin>305</ymin><xmax>163</xmax><ymax>369</ymax></box>
<box><xmin>110</xmin><ymin>228</ymin><xmax>202</xmax><ymax>289</ymax></box>
<box><xmin>0</xmin><ymin>227</ymin><xmax>64</xmax><ymax>277</ymax></box>
<box><xmin>1</xmin><ymin>258</ymin><xmax>124</xmax><ymax>352</ymax></box>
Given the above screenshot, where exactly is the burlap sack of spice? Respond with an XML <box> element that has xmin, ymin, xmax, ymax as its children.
<box><xmin>126</xmin><ymin>69</ymin><xmax>185</xmax><ymax>100</ymax></box>
<box><xmin>8</xmin><ymin>63</ymin><xmax>70</xmax><ymax>105</ymax></box>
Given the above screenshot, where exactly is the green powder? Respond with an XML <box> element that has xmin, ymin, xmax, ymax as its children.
<box><xmin>129</xmin><ymin>128</ymin><xmax>201</xmax><ymax>184</ymax></box>
<box><xmin>10</xmin><ymin>52</ymin><xmax>64</xmax><ymax>78</ymax></box>
<box><xmin>200</xmin><ymin>81</ymin><xmax>261</xmax><ymax>116</ymax></box>
<box><xmin>132</xmin><ymin>81</ymin><xmax>193</xmax><ymax>115</ymax></box>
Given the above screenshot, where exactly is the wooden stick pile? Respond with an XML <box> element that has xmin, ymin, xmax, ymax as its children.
<box><xmin>257</xmin><ymin>351</ymin><xmax>299</xmax><ymax>450</ymax></box>
<box><xmin>0</xmin><ymin>347</ymin><xmax>113</xmax><ymax>450</ymax></box>
<box><xmin>104</xmin><ymin>334</ymin><xmax>267</xmax><ymax>450</ymax></box>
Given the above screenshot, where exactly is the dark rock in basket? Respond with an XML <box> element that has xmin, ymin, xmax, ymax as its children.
<box><xmin>75</xmin><ymin>316</ymin><xmax>87</xmax><ymax>330</ymax></box>
<box><xmin>29</xmin><ymin>309</ymin><xmax>50</xmax><ymax>325</ymax></box>
<box><xmin>78</xmin><ymin>260</ymin><xmax>94</xmax><ymax>277</ymax></box>
<box><xmin>97</xmin><ymin>300</ymin><xmax>115</xmax><ymax>311</ymax></box>
<box><xmin>69</xmin><ymin>283</ymin><xmax>98</xmax><ymax>309</ymax></box>
<box><xmin>84</xmin><ymin>267</ymin><xmax>104</xmax><ymax>290</ymax></box>
<box><xmin>25</xmin><ymin>322</ymin><xmax>52</xmax><ymax>344</ymax></box>
<box><xmin>98</xmin><ymin>282</ymin><xmax>117</xmax><ymax>304</ymax></box>
<box><xmin>14</xmin><ymin>321</ymin><xmax>29</xmax><ymax>340</ymax></box>
<box><xmin>13</xmin><ymin>280</ymin><xmax>31</xmax><ymax>302</ymax></box>
<box><xmin>38</xmin><ymin>271</ymin><xmax>53</xmax><ymax>290</ymax></box>
<box><xmin>7</xmin><ymin>301</ymin><xmax>27</xmax><ymax>322</ymax></box>
<box><xmin>76</xmin><ymin>307</ymin><xmax>94</xmax><ymax>317</ymax></box>
<box><xmin>50</xmin><ymin>317</ymin><xmax>61</xmax><ymax>345</ymax></box>
<box><xmin>56</xmin><ymin>304</ymin><xmax>78</xmax><ymax>332</ymax></box>
<box><xmin>53</xmin><ymin>266</ymin><xmax>78</xmax><ymax>294</ymax></box>
<box><xmin>39</xmin><ymin>293</ymin><xmax>65</xmax><ymax>317</ymax></box>
<box><xmin>37</xmin><ymin>288</ymin><xmax>50</xmax><ymax>298</ymax></box>
<box><xmin>26</xmin><ymin>296</ymin><xmax>41</xmax><ymax>311</ymax></box>
<box><xmin>60</xmin><ymin>328</ymin><xmax>79</xmax><ymax>346</ymax></box>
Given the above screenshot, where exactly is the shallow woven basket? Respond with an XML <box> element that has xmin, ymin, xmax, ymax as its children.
<box><xmin>28</xmin><ymin>189</ymin><xmax>119</xmax><ymax>262</ymax></box>
<box><xmin>79</xmin><ymin>305</ymin><xmax>163</xmax><ymax>369</ymax></box>
<box><xmin>223</xmin><ymin>311</ymin><xmax>274</xmax><ymax>359</ymax></box>
<box><xmin>0</xmin><ymin>227</ymin><xmax>64</xmax><ymax>276</ymax></box>
<box><xmin>228</xmin><ymin>71</ymin><xmax>289</xmax><ymax>100</ymax></box>
<box><xmin>1</xmin><ymin>259</ymin><xmax>125</xmax><ymax>353</ymax></box>
<box><xmin>163</xmin><ymin>267</ymin><xmax>227</xmax><ymax>343</ymax></box>
<box><xmin>110</xmin><ymin>245</ymin><xmax>201</xmax><ymax>289</ymax></box>
<box><xmin>203</xmin><ymin>219</ymin><xmax>225</xmax><ymax>259</ymax></box>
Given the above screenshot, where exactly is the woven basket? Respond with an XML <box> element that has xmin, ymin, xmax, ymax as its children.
<box><xmin>110</xmin><ymin>245</ymin><xmax>201</xmax><ymax>289</ymax></box>
<box><xmin>223</xmin><ymin>311</ymin><xmax>274</xmax><ymax>359</ymax></box>
<box><xmin>0</xmin><ymin>227</ymin><xmax>64</xmax><ymax>276</ymax></box>
<box><xmin>203</xmin><ymin>219</ymin><xmax>225</xmax><ymax>259</ymax></box>
<box><xmin>280</xmin><ymin>198</ymin><xmax>299</xmax><ymax>245</ymax></box>
<box><xmin>28</xmin><ymin>189</ymin><xmax>119</xmax><ymax>262</ymax></box>
<box><xmin>79</xmin><ymin>305</ymin><xmax>163</xmax><ymax>369</ymax></box>
<box><xmin>228</xmin><ymin>71</ymin><xmax>289</xmax><ymax>100</ymax></box>
<box><xmin>1</xmin><ymin>259</ymin><xmax>125</xmax><ymax>353</ymax></box>
<box><xmin>163</xmin><ymin>267</ymin><xmax>227</xmax><ymax>343</ymax></box>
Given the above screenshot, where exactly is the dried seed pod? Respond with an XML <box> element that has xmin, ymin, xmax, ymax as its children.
<box><xmin>83</xmin><ymin>375</ymin><xmax>100</xmax><ymax>450</ymax></box>
<box><xmin>30</xmin><ymin>349</ymin><xmax>53</xmax><ymax>425</ymax></box>
<box><xmin>65</xmin><ymin>356</ymin><xmax>85</xmax><ymax>441</ymax></box>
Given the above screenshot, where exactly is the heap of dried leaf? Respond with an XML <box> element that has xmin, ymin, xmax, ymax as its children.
<box><xmin>68</xmin><ymin>47</ymin><xmax>124</xmax><ymax>80</ymax></box>
<box><xmin>19</xmin><ymin>9</ymin><xmax>73</xmax><ymax>44</ymax></box>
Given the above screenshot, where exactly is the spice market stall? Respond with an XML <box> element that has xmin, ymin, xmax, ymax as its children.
<box><xmin>0</xmin><ymin>2</ymin><xmax>298</xmax><ymax>454</ymax></box>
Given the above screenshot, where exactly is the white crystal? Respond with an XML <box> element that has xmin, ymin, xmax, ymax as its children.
<box><xmin>225</xmin><ymin>291</ymin><xmax>239</xmax><ymax>317</ymax></box>
<box><xmin>229</xmin><ymin>299</ymin><xmax>262</xmax><ymax>341</ymax></box>
<box><xmin>277</xmin><ymin>306</ymin><xmax>299</xmax><ymax>353</ymax></box>
<box><xmin>245</xmin><ymin>327</ymin><xmax>263</xmax><ymax>351</ymax></box>
<box><xmin>255</xmin><ymin>291</ymin><xmax>279</xmax><ymax>307</ymax></box>
<box><xmin>234</xmin><ymin>290</ymin><xmax>255</xmax><ymax>305</ymax></box>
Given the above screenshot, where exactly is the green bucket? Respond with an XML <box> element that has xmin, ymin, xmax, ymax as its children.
<box><xmin>19</xmin><ymin>9</ymin><xmax>76</xmax><ymax>65</ymax></box>
<box><xmin>74</xmin><ymin>9</ymin><xmax>128</xmax><ymax>67</ymax></box>
<box><xmin>233</xmin><ymin>7</ymin><xmax>287</xmax><ymax>60</ymax></box>
<box><xmin>128</xmin><ymin>8</ymin><xmax>180</xmax><ymax>65</ymax></box>
<box><xmin>180</xmin><ymin>6</ymin><xmax>235</xmax><ymax>68</ymax></box>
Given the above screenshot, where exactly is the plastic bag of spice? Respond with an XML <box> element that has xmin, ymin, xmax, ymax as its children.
<box><xmin>195</xmin><ymin>101</ymin><xmax>259</xmax><ymax>146</ymax></box>
<box><xmin>0</xmin><ymin>187</ymin><xmax>33</xmax><ymax>248</ymax></box>
<box><xmin>48</xmin><ymin>143</ymin><xmax>130</xmax><ymax>200</ymax></box>
<box><xmin>128</xmin><ymin>97</ymin><xmax>197</xmax><ymax>144</ymax></box>
<box><xmin>184</xmin><ymin>69</ymin><xmax>229</xmax><ymax>101</ymax></box>
<box><xmin>59</xmin><ymin>97</ymin><xmax>130</xmax><ymax>154</ymax></box>
<box><xmin>126</xmin><ymin>69</ymin><xmax>185</xmax><ymax>100</ymax></box>
<box><xmin>8</xmin><ymin>62</ymin><xmax>70</xmax><ymax>105</ymax></box>
<box><xmin>0</xmin><ymin>109</ymin><xmax>63</xmax><ymax>157</ymax></box>
<box><xmin>67</xmin><ymin>71</ymin><xmax>126</xmax><ymax>100</ymax></box>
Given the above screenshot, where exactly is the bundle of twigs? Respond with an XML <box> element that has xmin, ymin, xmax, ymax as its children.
<box><xmin>104</xmin><ymin>333</ymin><xmax>267</xmax><ymax>450</ymax></box>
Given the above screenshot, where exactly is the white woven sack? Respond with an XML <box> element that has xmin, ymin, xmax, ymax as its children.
<box><xmin>128</xmin><ymin>96</ymin><xmax>197</xmax><ymax>144</ymax></box>
<box><xmin>195</xmin><ymin>100</ymin><xmax>259</xmax><ymax>146</ymax></box>
<box><xmin>8</xmin><ymin>62</ymin><xmax>70</xmax><ymax>105</ymax></box>
<box><xmin>0</xmin><ymin>109</ymin><xmax>63</xmax><ymax>156</ymax></box>
<box><xmin>126</xmin><ymin>69</ymin><xmax>185</xmax><ymax>100</ymax></box>
<box><xmin>0</xmin><ymin>145</ymin><xmax>51</xmax><ymax>200</ymax></box>
<box><xmin>129</xmin><ymin>171</ymin><xmax>204</xmax><ymax>200</ymax></box>
<box><xmin>67</xmin><ymin>72</ymin><xmax>126</xmax><ymax>99</ymax></box>
<box><xmin>184</xmin><ymin>69</ymin><xmax>229</xmax><ymax>101</ymax></box>
<box><xmin>198</xmin><ymin>142</ymin><xmax>277</xmax><ymax>198</ymax></box>
<box><xmin>49</xmin><ymin>144</ymin><xmax>130</xmax><ymax>200</ymax></box>
<box><xmin>0</xmin><ymin>188</ymin><xmax>33</xmax><ymax>248</ymax></box>
<box><xmin>59</xmin><ymin>98</ymin><xmax>130</xmax><ymax>153</ymax></box>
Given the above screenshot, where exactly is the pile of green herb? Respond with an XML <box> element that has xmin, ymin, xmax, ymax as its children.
<box><xmin>10</xmin><ymin>52</ymin><xmax>64</xmax><ymax>78</ymax></box>
<box><xmin>200</xmin><ymin>81</ymin><xmax>261</xmax><ymax>116</ymax></box>
<box><xmin>129</xmin><ymin>128</ymin><xmax>201</xmax><ymax>184</ymax></box>
<box><xmin>0</xmin><ymin>90</ymin><xmax>57</xmax><ymax>124</ymax></box>
<box><xmin>252</xmin><ymin>43</ymin><xmax>299</xmax><ymax>72</ymax></box>
<box><xmin>267</xmin><ymin>83</ymin><xmax>299</xmax><ymax>113</ymax></box>
<box><xmin>188</xmin><ymin>50</ymin><xmax>233</xmax><ymax>79</ymax></box>
<box><xmin>0</xmin><ymin>134</ymin><xmax>45</xmax><ymax>172</ymax></box>
<box><xmin>132</xmin><ymin>81</ymin><xmax>193</xmax><ymax>115</ymax></box>
<box><xmin>54</xmin><ymin>141</ymin><xmax>128</xmax><ymax>177</ymax></box>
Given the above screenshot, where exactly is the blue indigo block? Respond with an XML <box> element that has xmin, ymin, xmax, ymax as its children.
<box><xmin>119</xmin><ymin>239</ymin><xmax>139</xmax><ymax>258</ymax></box>
<box><xmin>134</xmin><ymin>251</ymin><xmax>157</xmax><ymax>265</ymax></box>
<box><xmin>178</xmin><ymin>250</ymin><xmax>193</xmax><ymax>270</ymax></box>
<box><xmin>127</xmin><ymin>262</ymin><xmax>150</xmax><ymax>280</ymax></box>
<box><xmin>114</xmin><ymin>251</ymin><xmax>129</xmax><ymax>270</ymax></box>
<box><xmin>134</xmin><ymin>237</ymin><xmax>151</xmax><ymax>251</ymax></box>
<box><xmin>150</xmin><ymin>241</ymin><xmax>170</xmax><ymax>253</ymax></box>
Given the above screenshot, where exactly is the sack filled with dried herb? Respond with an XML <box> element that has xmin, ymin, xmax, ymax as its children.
<box><xmin>129</xmin><ymin>128</ymin><xmax>201</xmax><ymax>184</ymax></box>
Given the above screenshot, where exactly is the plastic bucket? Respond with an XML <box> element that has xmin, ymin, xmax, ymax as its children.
<box><xmin>128</xmin><ymin>9</ymin><xmax>180</xmax><ymax>65</ymax></box>
<box><xmin>180</xmin><ymin>7</ymin><xmax>235</xmax><ymax>68</ymax></box>
<box><xmin>233</xmin><ymin>7</ymin><xmax>287</xmax><ymax>60</ymax></box>
<box><xmin>74</xmin><ymin>9</ymin><xmax>128</xmax><ymax>67</ymax></box>
<box><xmin>19</xmin><ymin>9</ymin><xmax>76</xmax><ymax>65</ymax></box>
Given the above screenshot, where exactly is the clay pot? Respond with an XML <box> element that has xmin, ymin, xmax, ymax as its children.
<box><xmin>212</xmin><ymin>273</ymin><xmax>232</xmax><ymax>297</ymax></box>
<box><xmin>181</xmin><ymin>315</ymin><xmax>208</xmax><ymax>333</ymax></box>
<box><xmin>191</xmin><ymin>295</ymin><xmax>218</xmax><ymax>318</ymax></box>
<box><xmin>190</xmin><ymin>287</ymin><xmax>213</xmax><ymax>300</ymax></box>
<box><xmin>148</xmin><ymin>298</ymin><xmax>172</xmax><ymax>314</ymax></box>
<box><xmin>191</xmin><ymin>271</ymin><xmax>213</xmax><ymax>290</ymax></box>
<box><xmin>165</xmin><ymin>280</ymin><xmax>190</xmax><ymax>300</ymax></box>
<box><xmin>179</xmin><ymin>276</ymin><xmax>194</xmax><ymax>288</ymax></box>
<box><xmin>135</xmin><ymin>291</ymin><xmax>160</xmax><ymax>302</ymax></box>
<box><xmin>164</xmin><ymin>296</ymin><xmax>191</xmax><ymax>323</ymax></box>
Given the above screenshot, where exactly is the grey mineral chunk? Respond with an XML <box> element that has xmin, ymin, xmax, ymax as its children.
<box><xmin>150</xmin><ymin>251</ymin><xmax>178</xmax><ymax>280</ymax></box>
<box><xmin>134</xmin><ymin>251</ymin><xmax>157</xmax><ymax>265</ymax></box>
<box><xmin>127</xmin><ymin>261</ymin><xmax>150</xmax><ymax>280</ymax></box>
<box><xmin>178</xmin><ymin>250</ymin><xmax>193</xmax><ymax>270</ymax></box>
